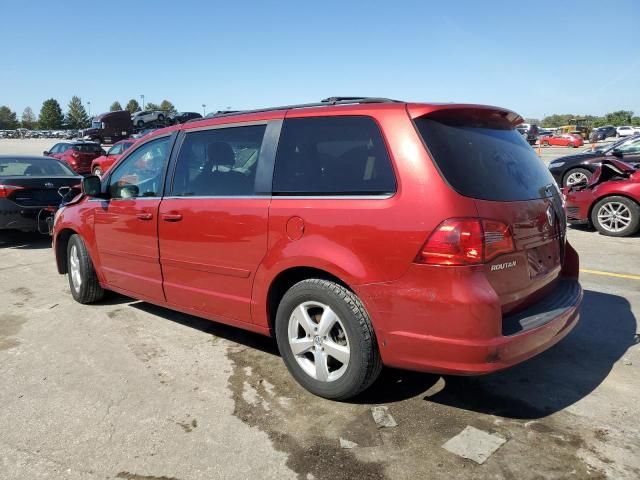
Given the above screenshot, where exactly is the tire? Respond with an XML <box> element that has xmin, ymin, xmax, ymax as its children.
<box><xmin>67</xmin><ymin>234</ymin><xmax>104</xmax><ymax>303</ymax></box>
<box><xmin>591</xmin><ymin>196</ymin><xmax>640</xmax><ymax>237</ymax></box>
<box><xmin>92</xmin><ymin>166</ymin><xmax>103</xmax><ymax>177</ymax></box>
<box><xmin>157</xmin><ymin>114</ymin><xmax>165</xmax><ymax>122</ymax></box>
<box><xmin>137</xmin><ymin>120</ymin><xmax>144</xmax><ymax>128</ymax></box>
<box><xmin>563</xmin><ymin>168</ymin><xmax>592</xmax><ymax>187</ymax></box>
<box><xmin>275</xmin><ymin>279</ymin><xmax>382</xmax><ymax>400</ymax></box>
<box><xmin>542</xmin><ymin>140</ymin><xmax>549</xmax><ymax>146</ymax></box>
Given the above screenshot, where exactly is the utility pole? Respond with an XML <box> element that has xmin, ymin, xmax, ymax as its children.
<box><xmin>202</xmin><ymin>104</ymin><xmax>206</xmax><ymax>116</ymax></box>
<box><xmin>140</xmin><ymin>94</ymin><xmax>145</xmax><ymax>110</ymax></box>
<box><xmin>87</xmin><ymin>100</ymin><xmax>91</xmax><ymax>117</ymax></box>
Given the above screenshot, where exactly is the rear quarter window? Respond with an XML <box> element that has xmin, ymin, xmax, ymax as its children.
<box><xmin>415</xmin><ymin>112</ymin><xmax>556</xmax><ymax>201</ymax></box>
<box><xmin>273</xmin><ymin>116</ymin><xmax>396</xmax><ymax>195</ymax></box>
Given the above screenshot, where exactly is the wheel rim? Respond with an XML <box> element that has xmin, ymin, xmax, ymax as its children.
<box><xmin>287</xmin><ymin>301</ymin><xmax>350</xmax><ymax>382</ymax></box>
<box><xmin>597</xmin><ymin>202</ymin><xmax>632</xmax><ymax>233</ymax></box>
<box><xmin>69</xmin><ymin>244</ymin><xmax>82</xmax><ymax>291</ymax></box>
<box><xmin>566</xmin><ymin>171</ymin><xmax>588</xmax><ymax>186</ymax></box>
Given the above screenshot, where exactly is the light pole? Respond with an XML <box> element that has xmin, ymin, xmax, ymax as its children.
<box><xmin>202</xmin><ymin>104</ymin><xmax>206</xmax><ymax>116</ymax></box>
<box><xmin>87</xmin><ymin>100</ymin><xmax>91</xmax><ymax>117</ymax></box>
<box><xmin>140</xmin><ymin>94</ymin><xmax>145</xmax><ymax>110</ymax></box>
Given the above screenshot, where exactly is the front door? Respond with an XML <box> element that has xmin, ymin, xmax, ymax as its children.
<box><xmin>158</xmin><ymin>123</ymin><xmax>271</xmax><ymax>323</ymax></box>
<box><xmin>94</xmin><ymin>135</ymin><xmax>172</xmax><ymax>301</ymax></box>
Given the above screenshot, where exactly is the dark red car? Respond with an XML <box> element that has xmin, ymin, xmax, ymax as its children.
<box><xmin>52</xmin><ymin>97</ymin><xmax>582</xmax><ymax>399</ymax></box>
<box><xmin>90</xmin><ymin>139</ymin><xmax>136</xmax><ymax>176</ymax></box>
<box><xmin>540</xmin><ymin>133</ymin><xmax>584</xmax><ymax>148</ymax></box>
<box><xmin>565</xmin><ymin>159</ymin><xmax>640</xmax><ymax>237</ymax></box>
<box><xmin>44</xmin><ymin>141</ymin><xmax>105</xmax><ymax>175</ymax></box>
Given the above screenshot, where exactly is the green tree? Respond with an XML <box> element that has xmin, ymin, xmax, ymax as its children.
<box><xmin>125</xmin><ymin>99</ymin><xmax>141</xmax><ymax>114</ymax></box>
<box><xmin>159</xmin><ymin>100</ymin><xmax>177</xmax><ymax>114</ymax></box>
<box><xmin>631</xmin><ymin>116</ymin><xmax>640</xmax><ymax>127</ymax></box>
<box><xmin>524</xmin><ymin>118</ymin><xmax>541</xmax><ymax>126</ymax></box>
<box><xmin>604</xmin><ymin>110</ymin><xmax>633</xmax><ymax>126</ymax></box>
<box><xmin>110</xmin><ymin>101</ymin><xmax>123</xmax><ymax>111</ymax></box>
<box><xmin>65</xmin><ymin>96</ymin><xmax>90</xmax><ymax>129</ymax></box>
<box><xmin>145</xmin><ymin>102</ymin><xmax>160</xmax><ymax>111</ymax></box>
<box><xmin>21</xmin><ymin>107</ymin><xmax>37</xmax><ymax>129</ymax></box>
<box><xmin>38</xmin><ymin>99</ymin><xmax>64</xmax><ymax>129</ymax></box>
<box><xmin>0</xmin><ymin>106</ymin><xmax>19</xmax><ymax>129</ymax></box>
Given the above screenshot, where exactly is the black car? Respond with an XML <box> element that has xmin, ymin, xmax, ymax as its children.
<box><xmin>0</xmin><ymin>156</ymin><xmax>81</xmax><ymax>233</ymax></box>
<box><xmin>548</xmin><ymin>134</ymin><xmax>640</xmax><ymax>187</ymax></box>
<box><xmin>598</xmin><ymin>125</ymin><xmax>617</xmax><ymax>139</ymax></box>
<box><xmin>169</xmin><ymin>111</ymin><xmax>202</xmax><ymax>124</ymax></box>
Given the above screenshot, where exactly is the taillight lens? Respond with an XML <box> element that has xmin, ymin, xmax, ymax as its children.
<box><xmin>415</xmin><ymin>218</ymin><xmax>514</xmax><ymax>266</ymax></box>
<box><xmin>0</xmin><ymin>184</ymin><xmax>24</xmax><ymax>198</ymax></box>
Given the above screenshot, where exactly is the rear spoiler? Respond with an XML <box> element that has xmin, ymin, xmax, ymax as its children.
<box><xmin>406</xmin><ymin>104</ymin><xmax>523</xmax><ymax>128</ymax></box>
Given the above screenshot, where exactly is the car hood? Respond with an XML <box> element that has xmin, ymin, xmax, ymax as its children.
<box><xmin>550</xmin><ymin>151</ymin><xmax>607</xmax><ymax>165</ymax></box>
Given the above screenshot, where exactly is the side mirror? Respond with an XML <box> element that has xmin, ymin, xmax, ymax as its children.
<box><xmin>81</xmin><ymin>175</ymin><xmax>102</xmax><ymax>197</ymax></box>
<box><xmin>43</xmin><ymin>151</ymin><xmax>49</xmax><ymax>155</ymax></box>
<box><xmin>611</xmin><ymin>149</ymin><xmax>623</xmax><ymax>157</ymax></box>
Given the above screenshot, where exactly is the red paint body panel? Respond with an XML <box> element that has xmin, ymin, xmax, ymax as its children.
<box><xmin>158</xmin><ymin>197</ymin><xmax>270</xmax><ymax>323</ymax></box>
<box><xmin>94</xmin><ymin>199</ymin><xmax>165</xmax><ymax>301</ymax></box>
<box><xmin>53</xmin><ymin>101</ymin><xmax>582</xmax><ymax>377</ymax></box>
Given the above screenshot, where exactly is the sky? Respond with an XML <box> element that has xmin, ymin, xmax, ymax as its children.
<box><xmin>1</xmin><ymin>0</ymin><xmax>639</xmax><ymax>120</ymax></box>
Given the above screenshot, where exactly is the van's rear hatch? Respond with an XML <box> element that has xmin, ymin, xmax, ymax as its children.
<box><xmin>411</xmin><ymin>105</ymin><xmax>566</xmax><ymax>316</ymax></box>
<box><xmin>71</xmin><ymin>144</ymin><xmax>103</xmax><ymax>170</ymax></box>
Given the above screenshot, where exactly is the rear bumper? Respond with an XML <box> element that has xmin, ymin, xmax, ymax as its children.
<box><xmin>357</xmin><ymin>260</ymin><xmax>581</xmax><ymax>375</ymax></box>
<box><xmin>0</xmin><ymin>199</ymin><xmax>55</xmax><ymax>232</ymax></box>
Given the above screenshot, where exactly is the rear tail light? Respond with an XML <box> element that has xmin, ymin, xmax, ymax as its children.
<box><xmin>415</xmin><ymin>218</ymin><xmax>514</xmax><ymax>266</ymax></box>
<box><xmin>0</xmin><ymin>184</ymin><xmax>24</xmax><ymax>198</ymax></box>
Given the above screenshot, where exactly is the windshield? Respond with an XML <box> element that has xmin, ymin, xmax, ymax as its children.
<box><xmin>0</xmin><ymin>158</ymin><xmax>76</xmax><ymax>176</ymax></box>
<box><xmin>91</xmin><ymin>121</ymin><xmax>101</xmax><ymax>129</ymax></box>
<box><xmin>415</xmin><ymin>114</ymin><xmax>556</xmax><ymax>201</ymax></box>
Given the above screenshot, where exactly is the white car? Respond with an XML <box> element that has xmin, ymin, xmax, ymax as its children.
<box><xmin>634</xmin><ymin>126</ymin><xmax>640</xmax><ymax>134</ymax></box>
<box><xmin>616</xmin><ymin>126</ymin><xmax>635</xmax><ymax>137</ymax></box>
<box><xmin>131</xmin><ymin>110</ymin><xmax>166</xmax><ymax>128</ymax></box>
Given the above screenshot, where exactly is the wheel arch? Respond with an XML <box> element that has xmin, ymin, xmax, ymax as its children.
<box><xmin>54</xmin><ymin>227</ymin><xmax>78</xmax><ymax>274</ymax></box>
<box><xmin>264</xmin><ymin>266</ymin><xmax>353</xmax><ymax>334</ymax></box>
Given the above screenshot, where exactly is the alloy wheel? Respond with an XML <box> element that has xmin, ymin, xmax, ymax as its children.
<box><xmin>597</xmin><ymin>202</ymin><xmax>632</xmax><ymax>233</ymax></box>
<box><xmin>287</xmin><ymin>301</ymin><xmax>350</xmax><ymax>382</ymax></box>
<box><xmin>69</xmin><ymin>244</ymin><xmax>82</xmax><ymax>291</ymax></box>
<box><xmin>566</xmin><ymin>171</ymin><xmax>588</xmax><ymax>186</ymax></box>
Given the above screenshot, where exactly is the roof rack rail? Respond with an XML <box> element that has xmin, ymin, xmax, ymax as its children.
<box><xmin>207</xmin><ymin>97</ymin><xmax>403</xmax><ymax>119</ymax></box>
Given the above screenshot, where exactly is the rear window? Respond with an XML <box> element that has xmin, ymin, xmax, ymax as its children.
<box><xmin>0</xmin><ymin>158</ymin><xmax>75</xmax><ymax>176</ymax></box>
<box><xmin>273</xmin><ymin>116</ymin><xmax>396</xmax><ymax>195</ymax></box>
<box><xmin>73</xmin><ymin>144</ymin><xmax>102</xmax><ymax>153</ymax></box>
<box><xmin>415</xmin><ymin>112</ymin><xmax>556</xmax><ymax>201</ymax></box>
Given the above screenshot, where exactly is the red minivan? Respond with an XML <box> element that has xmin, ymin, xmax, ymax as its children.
<box><xmin>52</xmin><ymin>97</ymin><xmax>582</xmax><ymax>399</ymax></box>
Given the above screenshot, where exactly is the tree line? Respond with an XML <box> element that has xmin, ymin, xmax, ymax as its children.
<box><xmin>0</xmin><ymin>97</ymin><xmax>177</xmax><ymax>130</ymax></box>
<box><xmin>526</xmin><ymin>110</ymin><xmax>640</xmax><ymax>128</ymax></box>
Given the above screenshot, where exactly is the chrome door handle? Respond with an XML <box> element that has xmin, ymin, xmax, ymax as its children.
<box><xmin>162</xmin><ymin>213</ymin><xmax>183</xmax><ymax>222</ymax></box>
<box><xmin>136</xmin><ymin>212</ymin><xmax>153</xmax><ymax>220</ymax></box>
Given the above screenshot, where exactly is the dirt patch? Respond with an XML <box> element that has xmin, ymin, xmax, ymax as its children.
<box><xmin>226</xmin><ymin>345</ymin><xmax>387</xmax><ymax>480</ymax></box>
<box><xmin>116</xmin><ymin>472</ymin><xmax>181</xmax><ymax>480</ymax></box>
<box><xmin>225</xmin><ymin>341</ymin><xmax>614</xmax><ymax>480</ymax></box>
<box><xmin>0</xmin><ymin>313</ymin><xmax>27</xmax><ymax>350</ymax></box>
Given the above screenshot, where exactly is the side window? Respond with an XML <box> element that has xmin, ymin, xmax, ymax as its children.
<box><xmin>617</xmin><ymin>139</ymin><xmax>640</xmax><ymax>154</ymax></box>
<box><xmin>108</xmin><ymin>136</ymin><xmax>170</xmax><ymax>199</ymax></box>
<box><xmin>272</xmin><ymin>116</ymin><xmax>396</xmax><ymax>195</ymax></box>
<box><xmin>171</xmin><ymin>124</ymin><xmax>267</xmax><ymax>197</ymax></box>
<box><xmin>49</xmin><ymin>144</ymin><xmax>60</xmax><ymax>153</ymax></box>
<box><xmin>108</xmin><ymin>144</ymin><xmax>123</xmax><ymax>155</ymax></box>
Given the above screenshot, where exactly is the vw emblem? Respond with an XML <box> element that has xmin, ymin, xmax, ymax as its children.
<box><xmin>546</xmin><ymin>206</ymin><xmax>555</xmax><ymax>227</ymax></box>
<box><xmin>44</xmin><ymin>182</ymin><xmax>54</xmax><ymax>189</ymax></box>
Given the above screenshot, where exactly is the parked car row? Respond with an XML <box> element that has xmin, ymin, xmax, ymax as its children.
<box><xmin>0</xmin><ymin>129</ymin><xmax>79</xmax><ymax>139</ymax></box>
